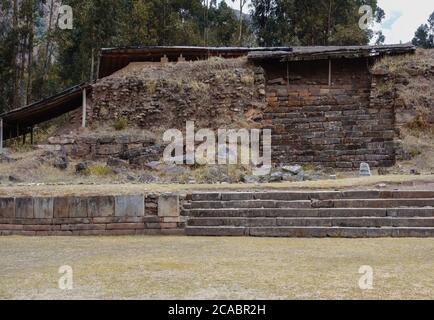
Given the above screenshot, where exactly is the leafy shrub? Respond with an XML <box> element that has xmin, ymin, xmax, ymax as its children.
<box><xmin>113</xmin><ymin>117</ymin><xmax>128</xmax><ymax>131</ymax></box>
<box><xmin>88</xmin><ymin>165</ymin><xmax>113</xmax><ymax>176</ymax></box>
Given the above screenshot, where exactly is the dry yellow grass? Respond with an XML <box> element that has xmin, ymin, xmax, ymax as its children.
<box><xmin>0</xmin><ymin>236</ymin><xmax>432</xmax><ymax>300</ymax></box>
<box><xmin>0</xmin><ymin>174</ymin><xmax>432</xmax><ymax>197</ymax></box>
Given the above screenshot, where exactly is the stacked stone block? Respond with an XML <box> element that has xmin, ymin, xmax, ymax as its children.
<box><xmin>0</xmin><ymin>194</ymin><xmax>183</xmax><ymax>236</ymax></box>
<box><xmin>260</xmin><ymin>58</ymin><xmax>397</xmax><ymax>168</ymax></box>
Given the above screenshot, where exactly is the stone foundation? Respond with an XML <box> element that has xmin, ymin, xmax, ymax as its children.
<box><xmin>0</xmin><ymin>194</ymin><xmax>184</xmax><ymax>236</ymax></box>
<box><xmin>45</xmin><ymin>134</ymin><xmax>164</xmax><ymax>165</ymax></box>
<box><xmin>259</xmin><ymin>58</ymin><xmax>398</xmax><ymax>168</ymax></box>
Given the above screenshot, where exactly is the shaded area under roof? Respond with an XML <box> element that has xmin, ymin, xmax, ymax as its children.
<box><xmin>247</xmin><ymin>44</ymin><xmax>416</xmax><ymax>61</ymax></box>
<box><xmin>0</xmin><ymin>84</ymin><xmax>91</xmax><ymax>140</ymax></box>
<box><xmin>98</xmin><ymin>46</ymin><xmax>292</xmax><ymax>78</ymax></box>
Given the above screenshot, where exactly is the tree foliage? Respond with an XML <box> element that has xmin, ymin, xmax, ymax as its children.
<box><xmin>251</xmin><ymin>0</ymin><xmax>385</xmax><ymax>46</ymax></box>
<box><xmin>412</xmin><ymin>12</ymin><xmax>434</xmax><ymax>49</ymax></box>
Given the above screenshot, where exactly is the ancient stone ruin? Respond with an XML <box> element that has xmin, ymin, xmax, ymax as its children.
<box><xmin>33</xmin><ymin>45</ymin><xmax>417</xmax><ymax>171</ymax></box>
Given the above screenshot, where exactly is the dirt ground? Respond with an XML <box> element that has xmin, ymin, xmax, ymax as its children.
<box><xmin>0</xmin><ymin>175</ymin><xmax>433</xmax><ymax>197</ymax></box>
<box><xmin>0</xmin><ymin>236</ymin><xmax>432</xmax><ymax>300</ymax></box>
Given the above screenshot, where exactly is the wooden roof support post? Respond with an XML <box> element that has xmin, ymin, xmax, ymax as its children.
<box><xmin>30</xmin><ymin>126</ymin><xmax>34</xmax><ymax>145</ymax></box>
<box><xmin>328</xmin><ymin>58</ymin><xmax>332</xmax><ymax>87</ymax></box>
<box><xmin>0</xmin><ymin>118</ymin><xmax>3</xmax><ymax>154</ymax></box>
<box><xmin>82</xmin><ymin>88</ymin><xmax>87</xmax><ymax>128</ymax></box>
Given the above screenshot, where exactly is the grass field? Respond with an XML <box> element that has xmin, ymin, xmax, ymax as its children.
<box><xmin>0</xmin><ymin>236</ymin><xmax>433</xmax><ymax>300</ymax></box>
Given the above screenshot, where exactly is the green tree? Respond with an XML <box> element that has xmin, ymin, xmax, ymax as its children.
<box><xmin>412</xmin><ymin>12</ymin><xmax>434</xmax><ymax>48</ymax></box>
<box><xmin>251</xmin><ymin>0</ymin><xmax>385</xmax><ymax>46</ymax></box>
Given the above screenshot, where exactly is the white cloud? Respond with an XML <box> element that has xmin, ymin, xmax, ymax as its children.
<box><xmin>377</xmin><ymin>0</ymin><xmax>434</xmax><ymax>44</ymax></box>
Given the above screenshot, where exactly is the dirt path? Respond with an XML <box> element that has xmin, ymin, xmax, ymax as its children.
<box><xmin>0</xmin><ymin>175</ymin><xmax>433</xmax><ymax>197</ymax></box>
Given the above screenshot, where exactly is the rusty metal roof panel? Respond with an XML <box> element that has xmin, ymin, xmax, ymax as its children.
<box><xmin>248</xmin><ymin>44</ymin><xmax>416</xmax><ymax>61</ymax></box>
<box><xmin>1</xmin><ymin>83</ymin><xmax>91</xmax><ymax>140</ymax></box>
<box><xmin>98</xmin><ymin>46</ymin><xmax>293</xmax><ymax>78</ymax></box>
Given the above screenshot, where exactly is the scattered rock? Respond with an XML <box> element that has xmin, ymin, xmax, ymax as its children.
<box><xmin>269</xmin><ymin>172</ymin><xmax>283</xmax><ymax>182</ymax></box>
<box><xmin>282</xmin><ymin>165</ymin><xmax>303</xmax><ymax>175</ymax></box>
<box><xmin>47</xmin><ymin>136</ymin><xmax>75</xmax><ymax>145</ymax></box>
<box><xmin>38</xmin><ymin>151</ymin><xmax>69</xmax><ymax>170</ymax></box>
<box><xmin>75</xmin><ymin>162</ymin><xmax>89</xmax><ymax>174</ymax></box>
<box><xmin>296</xmin><ymin>171</ymin><xmax>310</xmax><ymax>181</ymax></box>
<box><xmin>138</xmin><ymin>173</ymin><xmax>158</xmax><ymax>183</ymax></box>
<box><xmin>202</xmin><ymin>166</ymin><xmax>230</xmax><ymax>183</ymax></box>
<box><xmin>371</xmin><ymin>65</ymin><xmax>389</xmax><ymax>76</ymax></box>
<box><xmin>378</xmin><ymin>167</ymin><xmax>389</xmax><ymax>176</ymax></box>
<box><xmin>107</xmin><ymin>157</ymin><xmax>129</xmax><ymax>168</ymax></box>
<box><xmin>410</xmin><ymin>169</ymin><xmax>420</xmax><ymax>175</ymax></box>
<box><xmin>8</xmin><ymin>175</ymin><xmax>23</xmax><ymax>183</ymax></box>
<box><xmin>53</xmin><ymin>154</ymin><xmax>69</xmax><ymax>170</ymax></box>
<box><xmin>242</xmin><ymin>175</ymin><xmax>260</xmax><ymax>184</ymax></box>
<box><xmin>163</xmin><ymin>166</ymin><xmax>190</xmax><ymax>175</ymax></box>
<box><xmin>282</xmin><ymin>173</ymin><xmax>297</xmax><ymax>182</ymax></box>
<box><xmin>145</xmin><ymin>161</ymin><xmax>165</xmax><ymax>171</ymax></box>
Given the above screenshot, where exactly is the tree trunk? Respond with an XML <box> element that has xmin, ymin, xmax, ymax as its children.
<box><xmin>326</xmin><ymin>0</ymin><xmax>332</xmax><ymax>45</ymax></box>
<box><xmin>10</xmin><ymin>0</ymin><xmax>19</xmax><ymax>110</ymax></box>
<box><xmin>90</xmin><ymin>48</ymin><xmax>95</xmax><ymax>82</ymax></box>
<box><xmin>43</xmin><ymin>0</ymin><xmax>55</xmax><ymax>81</ymax></box>
<box><xmin>238</xmin><ymin>0</ymin><xmax>244</xmax><ymax>46</ymax></box>
<box><xmin>26</xmin><ymin>1</ymin><xmax>35</xmax><ymax>105</ymax></box>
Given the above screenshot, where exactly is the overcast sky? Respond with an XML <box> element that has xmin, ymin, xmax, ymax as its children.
<box><xmin>227</xmin><ymin>0</ymin><xmax>434</xmax><ymax>44</ymax></box>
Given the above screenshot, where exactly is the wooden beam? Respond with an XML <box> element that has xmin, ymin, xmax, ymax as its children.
<box><xmin>30</xmin><ymin>126</ymin><xmax>34</xmax><ymax>145</ymax></box>
<box><xmin>0</xmin><ymin>118</ymin><xmax>3</xmax><ymax>154</ymax></box>
<box><xmin>82</xmin><ymin>88</ymin><xmax>87</xmax><ymax>128</ymax></box>
<box><xmin>328</xmin><ymin>58</ymin><xmax>332</xmax><ymax>87</ymax></box>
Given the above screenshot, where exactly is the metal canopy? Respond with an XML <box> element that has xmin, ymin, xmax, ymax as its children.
<box><xmin>0</xmin><ymin>83</ymin><xmax>91</xmax><ymax>140</ymax></box>
<box><xmin>98</xmin><ymin>46</ymin><xmax>293</xmax><ymax>78</ymax></box>
<box><xmin>247</xmin><ymin>44</ymin><xmax>416</xmax><ymax>62</ymax></box>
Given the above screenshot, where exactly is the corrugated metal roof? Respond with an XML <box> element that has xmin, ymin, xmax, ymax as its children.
<box><xmin>98</xmin><ymin>46</ymin><xmax>293</xmax><ymax>78</ymax></box>
<box><xmin>248</xmin><ymin>44</ymin><xmax>416</xmax><ymax>61</ymax></box>
<box><xmin>0</xmin><ymin>83</ymin><xmax>91</xmax><ymax>140</ymax></box>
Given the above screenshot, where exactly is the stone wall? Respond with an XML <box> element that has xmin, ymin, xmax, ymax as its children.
<box><xmin>46</xmin><ymin>134</ymin><xmax>164</xmax><ymax>166</ymax></box>
<box><xmin>260</xmin><ymin>58</ymin><xmax>397</xmax><ymax>168</ymax></box>
<box><xmin>0</xmin><ymin>193</ymin><xmax>184</xmax><ymax>236</ymax></box>
<box><xmin>45</xmin><ymin>57</ymin><xmax>406</xmax><ymax>169</ymax></box>
<box><xmin>90</xmin><ymin>59</ymin><xmax>267</xmax><ymax>132</ymax></box>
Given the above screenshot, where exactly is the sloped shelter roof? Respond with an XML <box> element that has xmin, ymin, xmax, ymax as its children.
<box><xmin>0</xmin><ymin>84</ymin><xmax>91</xmax><ymax>140</ymax></box>
<box><xmin>98</xmin><ymin>46</ymin><xmax>292</xmax><ymax>78</ymax></box>
<box><xmin>247</xmin><ymin>44</ymin><xmax>416</xmax><ymax>61</ymax></box>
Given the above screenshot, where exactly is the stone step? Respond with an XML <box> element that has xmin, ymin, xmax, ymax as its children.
<box><xmin>189</xmin><ymin>200</ymin><xmax>311</xmax><ymax>209</ymax></box>
<box><xmin>187</xmin><ymin>217</ymin><xmax>434</xmax><ymax>228</ymax></box>
<box><xmin>183</xmin><ymin>208</ymin><xmax>434</xmax><ymax>218</ymax></box>
<box><xmin>191</xmin><ymin>191</ymin><xmax>434</xmax><ymax>202</ymax></box>
<box><xmin>188</xmin><ymin>199</ymin><xmax>434</xmax><ymax>209</ymax></box>
<box><xmin>185</xmin><ymin>226</ymin><xmax>434</xmax><ymax>238</ymax></box>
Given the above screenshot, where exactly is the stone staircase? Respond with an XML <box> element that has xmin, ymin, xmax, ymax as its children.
<box><xmin>182</xmin><ymin>190</ymin><xmax>434</xmax><ymax>237</ymax></box>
